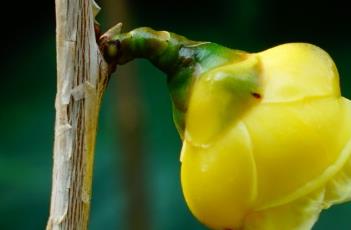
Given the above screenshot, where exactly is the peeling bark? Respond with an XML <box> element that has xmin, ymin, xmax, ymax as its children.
<box><xmin>47</xmin><ymin>0</ymin><xmax>109</xmax><ymax>229</ymax></box>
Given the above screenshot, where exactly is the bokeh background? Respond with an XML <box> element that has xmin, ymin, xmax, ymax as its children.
<box><xmin>0</xmin><ymin>0</ymin><xmax>350</xmax><ymax>229</ymax></box>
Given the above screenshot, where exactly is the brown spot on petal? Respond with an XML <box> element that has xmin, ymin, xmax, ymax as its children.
<box><xmin>251</xmin><ymin>92</ymin><xmax>262</xmax><ymax>99</ymax></box>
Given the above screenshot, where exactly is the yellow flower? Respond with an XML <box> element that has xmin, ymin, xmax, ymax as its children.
<box><xmin>105</xmin><ymin>27</ymin><xmax>351</xmax><ymax>229</ymax></box>
<box><xmin>180</xmin><ymin>43</ymin><xmax>351</xmax><ymax>230</ymax></box>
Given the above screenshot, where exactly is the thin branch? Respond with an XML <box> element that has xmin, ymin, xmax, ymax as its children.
<box><xmin>47</xmin><ymin>0</ymin><xmax>109</xmax><ymax>229</ymax></box>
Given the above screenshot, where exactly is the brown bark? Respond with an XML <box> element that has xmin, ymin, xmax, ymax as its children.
<box><xmin>47</xmin><ymin>0</ymin><xmax>109</xmax><ymax>229</ymax></box>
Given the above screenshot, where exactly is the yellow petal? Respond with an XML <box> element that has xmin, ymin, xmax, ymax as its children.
<box><xmin>185</xmin><ymin>55</ymin><xmax>260</xmax><ymax>145</ymax></box>
<box><xmin>245</xmin><ymin>123</ymin><xmax>351</xmax><ymax>230</ymax></box>
<box><xmin>322</xmin><ymin>98</ymin><xmax>351</xmax><ymax>207</ymax></box>
<box><xmin>258</xmin><ymin>43</ymin><xmax>340</xmax><ymax>103</ymax></box>
<box><xmin>243</xmin><ymin>97</ymin><xmax>351</xmax><ymax>209</ymax></box>
<box><xmin>245</xmin><ymin>189</ymin><xmax>324</xmax><ymax>230</ymax></box>
<box><xmin>181</xmin><ymin>122</ymin><xmax>257</xmax><ymax>229</ymax></box>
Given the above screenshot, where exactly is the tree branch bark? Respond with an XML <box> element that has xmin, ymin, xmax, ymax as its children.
<box><xmin>47</xmin><ymin>0</ymin><xmax>109</xmax><ymax>229</ymax></box>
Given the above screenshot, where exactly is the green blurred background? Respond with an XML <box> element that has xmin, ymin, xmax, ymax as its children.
<box><xmin>0</xmin><ymin>0</ymin><xmax>350</xmax><ymax>229</ymax></box>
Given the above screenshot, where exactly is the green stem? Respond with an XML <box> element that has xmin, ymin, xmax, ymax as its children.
<box><xmin>105</xmin><ymin>27</ymin><xmax>241</xmax><ymax>74</ymax></box>
<box><xmin>103</xmin><ymin>27</ymin><xmax>245</xmax><ymax>136</ymax></box>
<box><xmin>109</xmin><ymin>27</ymin><xmax>196</xmax><ymax>73</ymax></box>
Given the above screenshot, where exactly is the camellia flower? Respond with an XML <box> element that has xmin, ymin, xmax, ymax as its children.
<box><xmin>102</xmin><ymin>27</ymin><xmax>351</xmax><ymax>230</ymax></box>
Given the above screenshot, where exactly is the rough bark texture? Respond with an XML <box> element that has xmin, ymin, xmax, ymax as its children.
<box><xmin>47</xmin><ymin>0</ymin><xmax>109</xmax><ymax>229</ymax></box>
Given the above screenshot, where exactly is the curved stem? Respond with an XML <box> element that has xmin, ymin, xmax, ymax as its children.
<box><xmin>106</xmin><ymin>27</ymin><xmax>203</xmax><ymax>74</ymax></box>
<box><xmin>100</xmin><ymin>26</ymin><xmax>243</xmax><ymax>135</ymax></box>
<box><xmin>101</xmin><ymin>26</ymin><xmax>241</xmax><ymax>77</ymax></box>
